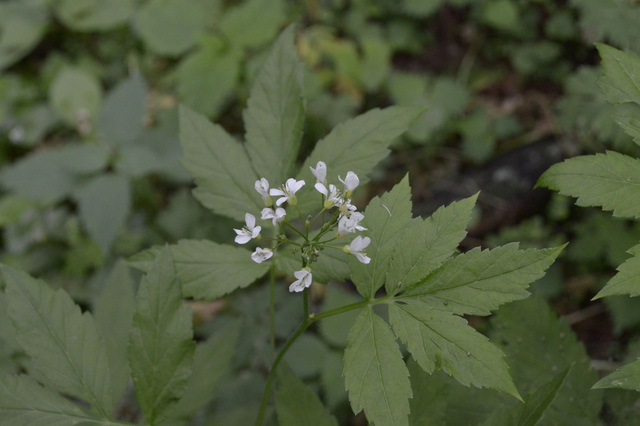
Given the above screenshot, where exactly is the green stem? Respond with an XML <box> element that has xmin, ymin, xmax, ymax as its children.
<box><xmin>269</xmin><ymin>264</ymin><xmax>276</xmax><ymax>362</ymax></box>
<box><xmin>282</xmin><ymin>221</ymin><xmax>306</xmax><ymax>241</ymax></box>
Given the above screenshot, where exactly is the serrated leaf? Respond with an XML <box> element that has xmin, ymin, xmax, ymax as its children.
<box><xmin>0</xmin><ymin>373</ymin><xmax>111</xmax><ymax>426</ymax></box>
<box><xmin>275</xmin><ymin>363</ymin><xmax>338</xmax><ymax>426</ymax></box>
<box><xmin>56</xmin><ymin>0</ymin><xmax>133</xmax><ymax>32</ymax></box>
<box><xmin>593</xmin><ymin>358</ymin><xmax>640</xmax><ymax>392</ymax></box>
<box><xmin>93</xmin><ymin>261</ymin><xmax>136</xmax><ymax>410</ymax></box>
<box><xmin>49</xmin><ymin>66</ymin><xmax>102</xmax><ymax>126</ymax></box>
<box><xmin>389</xmin><ymin>301</ymin><xmax>519</xmax><ymax>399</ymax></box>
<box><xmin>134</xmin><ymin>0</ymin><xmax>207</xmax><ymax>56</ymax></box>
<box><xmin>172</xmin><ymin>239</ymin><xmax>269</xmax><ymax>300</ymax></box>
<box><xmin>594</xmin><ymin>243</ymin><xmax>640</xmax><ymax>299</ymax></box>
<box><xmin>538</xmin><ymin>151</ymin><xmax>640</xmax><ymax>219</ymax></box>
<box><xmin>97</xmin><ymin>74</ymin><xmax>147</xmax><ymax>144</ymax></box>
<box><xmin>220</xmin><ymin>0</ymin><xmax>285</xmax><ymax>50</ymax></box>
<box><xmin>128</xmin><ymin>248</ymin><xmax>195</xmax><ymax>424</ymax></box>
<box><xmin>386</xmin><ymin>194</ymin><xmax>477</xmax><ymax>295</ymax></box>
<box><xmin>596</xmin><ymin>43</ymin><xmax>640</xmax><ymax>106</ymax></box>
<box><xmin>244</xmin><ymin>26</ymin><xmax>305</xmax><ymax>185</ymax></box>
<box><xmin>344</xmin><ymin>308</ymin><xmax>411</xmax><ymax>426</ymax></box>
<box><xmin>75</xmin><ymin>173</ymin><xmax>131</xmax><ymax>253</ymax></box>
<box><xmin>2</xmin><ymin>266</ymin><xmax>113</xmax><ymax>417</ymax></box>
<box><xmin>179</xmin><ymin>104</ymin><xmax>262</xmax><ymax>221</ymax></box>
<box><xmin>402</xmin><ymin>244</ymin><xmax>563</xmax><ymax>316</ymax></box>
<box><xmin>350</xmin><ymin>175</ymin><xmax>413</xmax><ymax>299</ymax></box>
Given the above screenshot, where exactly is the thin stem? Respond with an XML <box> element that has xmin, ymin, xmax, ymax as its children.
<box><xmin>282</xmin><ymin>221</ymin><xmax>306</xmax><ymax>241</ymax></box>
<box><xmin>269</xmin><ymin>264</ymin><xmax>276</xmax><ymax>362</ymax></box>
<box><xmin>303</xmin><ymin>287</ymin><xmax>309</xmax><ymax>319</ymax></box>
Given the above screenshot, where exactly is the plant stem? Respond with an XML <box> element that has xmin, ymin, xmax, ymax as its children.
<box><xmin>269</xmin><ymin>264</ymin><xmax>276</xmax><ymax>362</ymax></box>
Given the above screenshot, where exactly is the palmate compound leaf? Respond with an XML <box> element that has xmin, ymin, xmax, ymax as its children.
<box><xmin>128</xmin><ymin>247</ymin><xmax>195</xmax><ymax>424</ymax></box>
<box><xmin>1</xmin><ymin>266</ymin><xmax>113</xmax><ymax>418</ymax></box>
<box><xmin>344</xmin><ymin>308</ymin><xmax>412</xmax><ymax>426</ymax></box>
<box><xmin>243</xmin><ymin>26</ymin><xmax>304</xmax><ymax>186</ymax></box>
<box><xmin>0</xmin><ymin>373</ymin><xmax>123</xmax><ymax>426</ymax></box>
<box><xmin>537</xmin><ymin>151</ymin><xmax>640</xmax><ymax>219</ymax></box>
<box><xmin>388</xmin><ymin>301</ymin><xmax>520</xmax><ymax>400</ymax></box>
<box><xmin>386</xmin><ymin>193</ymin><xmax>478</xmax><ymax>295</ymax></box>
<box><xmin>594</xmin><ymin>242</ymin><xmax>640</xmax><ymax>299</ymax></box>
<box><xmin>179</xmin><ymin>104</ymin><xmax>262</xmax><ymax>222</ymax></box>
<box><xmin>400</xmin><ymin>243</ymin><xmax>564</xmax><ymax>316</ymax></box>
<box><xmin>349</xmin><ymin>175</ymin><xmax>413</xmax><ymax>300</ymax></box>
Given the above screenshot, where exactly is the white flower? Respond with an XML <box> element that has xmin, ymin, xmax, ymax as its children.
<box><xmin>251</xmin><ymin>247</ymin><xmax>273</xmax><ymax>263</ymax></box>
<box><xmin>255</xmin><ymin>178</ymin><xmax>272</xmax><ymax>206</ymax></box>
<box><xmin>261</xmin><ymin>207</ymin><xmax>286</xmax><ymax>226</ymax></box>
<box><xmin>338</xmin><ymin>199</ymin><xmax>357</xmax><ymax>218</ymax></box>
<box><xmin>270</xmin><ymin>178</ymin><xmax>305</xmax><ymax>206</ymax></box>
<box><xmin>234</xmin><ymin>213</ymin><xmax>261</xmax><ymax>244</ymax></box>
<box><xmin>339</xmin><ymin>171</ymin><xmax>359</xmax><ymax>197</ymax></box>
<box><xmin>337</xmin><ymin>211</ymin><xmax>367</xmax><ymax>236</ymax></box>
<box><xmin>344</xmin><ymin>236</ymin><xmax>371</xmax><ymax>264</ymax></box>
<box><xmin>289</xmin><ymin>268</ymin><xmax>313</xmax><ymax>292</ymax></box>
<box><xmin>315</xmin><ymin>183</ymin><xmax>342</xmax><ymax>208</ymax></box>
<box><xmin>310</xmin><ymin>161</ymin><xmax>327</xmax><ymax>184</ymax></box>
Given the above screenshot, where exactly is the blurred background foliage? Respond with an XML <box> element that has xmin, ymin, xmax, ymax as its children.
<box><xmin>2</xmin><ymin>0</ymin><xmax>640</xmax><ymax>422</ymax></box>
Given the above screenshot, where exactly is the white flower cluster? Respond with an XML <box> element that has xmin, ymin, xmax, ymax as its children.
<box><xmin>233</xmin><ymin>161</ymin><xmax>371</xmax><ymax>292</ymax></box>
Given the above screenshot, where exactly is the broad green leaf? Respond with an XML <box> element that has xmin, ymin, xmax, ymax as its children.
<box><xmin>274</xmin><ymin>241</ymin><xmax>350</xmax><ymax>284</ymax></box>
<box><xmin>93</xmin><ymin>261</ymin><xmax>136</xmax><ymax>410</ymax></box>
<box><xmin>596</xmin><ymin>43</ymin><xmax>640</xmax><ymax>106</ymax></box>
<box><xmin>244</xmin><ymin>26</ymin><xmax>305</xmax><ymax>185</ymax></box>
<box><xmin>75</xmin><ymin>173</ymin><xmax>131</xmax><ymax>253</ymax></box>
<box><xmin>128</xmin><ymin>248</ymin><xmax>195</xmax><ymax>424</ymax></box>
<box><xmin>594</xmin><ymin>358</ymin><xmax>640</xmax><ymax>392</ymax></box>
<box><xmin>538</xmin><ymin>151</ymin><xmax>640</xmax><ymax>219</ymax></box>
<box><xmin>134</xmin><ymin>0</ymin><xmax>208</xmax><ymax>56</ymax></box>
<box><xmin>179</xmin><ymin>104</ymin><xmax>262</xmax><ymax>221</ymax></box>
<box><xmin>594</xmin><ymin>243</ymin><xmax>640</xmax><ymax>299</ymax></box>
<box><xmin>388</xmin><ymin>301</ymin><xmax>519</xmax><ymax>399</ymax></box>
<box><xmin>516</xmin><ymin>367</ymin><xmax>571</xmax><ymax>426</ymax></box>
<box><xmin>0</xmin><ymin>1</ymin><xmax>48</xmax><ymax>71</ymax></box>
<box><xmin>344</xmin><ymin>308</ymin><xmax>411</xmax><ymax>426</ymax></box>
<box><xmin>56</xmin><ymin>0</ymin><xmax>133</xmax><ymax>32</ymax></box>
<box><xmin>2</xmin><ymin>266</ymin><xmax>113</xmax><ymax>417</ymax></box>
<box><xmin>275</xmin><ymin>363</ymin><xmax>338</xmax><ymax>426</ymax></box>
<box><xmin>219</xmin><ymin>0</ymin><xmax>286</xmax><ymax>50</ymax></box>
<box><xmin>172</xmin><ymin>239</ymin><xmax>268</xmax><ymax>300</ymax></box>
<box><xmin>491</xmin><ymin>296</ymin><xmax>602</xmax><ymax>423</ymax></box>
<box><xmin>407</xmin><ymin>361</ymin><xmax>448</xmax><ymax>426</ymax></box>
<box><xmin>297</xmin><ymin>106</ymin><xmax>425</xmax><ymax>202</ymax></box>
<box><xmin>0</xmin><ymin>373</ymin><xmax>112</xmax><ymax>426</ymax></box>
<box><xmin>49</xmin><ymin>66</ymin><xmax>102</xmax><ymax>126</ymax></box>
<box><xmin>97</xmin><ymin>74</ymin><xmax>147</xmax><ymax>144</ymax></box>
<box><xmin>53</xmin><ymin>143</ymin><xmax>110</xmax><ymax>175</ymax></box>
<box><xmin>615</xmin><ymin>112</ymin><xmax>640</xmax><ymax>146</ymax></box>
<box><xmin>176</xmin><ymin>40</ymin><xmax>240</xmax><ymax>117</ymax></box>
<box><xmin>350</xmin><ymin>175</ymin><xmax>413</xmax><ymax>299</ymax></box>
<box><xmin>386</xmin><ymin>194</ymin><xmax>477</xmax><ymax>295</ymax></box>
<box><xmin>402</xmin><ymin>244</ymin><xmax>564</xmax><ymax>315</ymax></box>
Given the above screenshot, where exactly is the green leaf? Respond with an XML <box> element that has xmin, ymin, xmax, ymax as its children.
<box><xmin>0</xmin><ymin>373</ymin><xmax>111</xmax><ymax>426</ymax></box>
<box><xmin>388</xmin><ymin>301</ymin><xmax>520</xmax><ymax>399</ymax></box>
<box><xmin>0</xmin><ymin>1</ymin><xmax>48</xmax><ymax>71</ymax></box>
<box><xmin>179</xmin><ymin>104</ymin><xmax>262</xmax><ymax>221</ymax></box>
<box><xmin>344</xmin><ymin>308</ymin><xmax>411</xmax><ymax>426</ymax></box>
<box><xmin>596</xmin><ymin>43</ymin><xmax>640</xmax><ymax>105</ymax></box>
<box><xmin>402</xmin><ymin>244</ymin><xmax>564</xmax><ymax>316</ymax></box>
<box><xmin>75</xmin><ymin>173</ymin><xmax>131</xmax><ymax>254</ymax></box>
<box><xmin>56</xmin><ymin>0</ymin><xmax>133</xmax><ymax>32</ymax></box>
<box><xmin>350</xmin><ymin>175</ymin><xmax>413</xmax><ymax>299</ymax></box>
<box><xmin>49</xmin><ymin>66</ymin><xmax>102</xmax><ymax>126</ymax></box>
<box><xmin>516</xmin><ymin>367</ymin><xmax>571</xmax><ymax>426</ymax></box>
<box><xmin>219</xmin><ymin>0</ymin><xmax>286</xmax><ymax>50</ymax></box>
<box><xmin>274</xmin><ymin>242</ymin><xmax>350</xmax><ymax>284</ymax></box>
<box><xmin>386</xmin><ymin>193</ymin><xmax>477</xmax><ymax>295</ymax></box>
<box><xmin>594</xmin><ymin>243</ymin><xmax>640</xmax><ymax>299</ymax></box>
<box><xmin>97</xmin><ymin>74</ymin><xmax>147</xmax><ymax>144</ymax></box>
<box><xmin>244</xmin><ymin>26</ymin><xmax>305</xmax><ymax>185</ymax></box>
<box><xmin>538</xmin><ymin>151</ymin><xmax>640</xmax><ymax>219</ymax></box>
<box><xmin>171</xmin><ymin>239</ymin><xmax>269</xmax><ymax>300</ymax></box>
<box><xmin>93</xmin><ymin>261</ymin><xmax>136</xmax><ymax>410</ymax></box>
<box><xmin>134</xmin><ymin>0</ymin><xmax>208</xmax><ymax>56</ymax></box>
<box><xmin>176</xmin><ymin>40</ymin><xmax>240</xmax><ymax>117</ymax></box>
<box><xmin>53</xmin><ymin>143</ymin><xmax>110</xmax><ymax>175</ymax></box>
<box><xmin>318</xmin><ymin>286</ymin><xmax>362</xmax><ymax>348</ymax></box>
<box><xmin>2</xmin><ymin>266</ymin><xmax>113</xmax><ymax>417</ymax></box>
<box><xmin>128</xmin><ymin>247</ymin><xmax>195</xmax><ymax>424</ymax></box>
<box><xmin>594</xmin><ymin>358</ymin><xmax>640</xmax><ymax>392</ymax></box>
<box><xmin>276</xmin><ymin>362</ymin><xmax>338</xmax><ymax>426</ymax></box>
